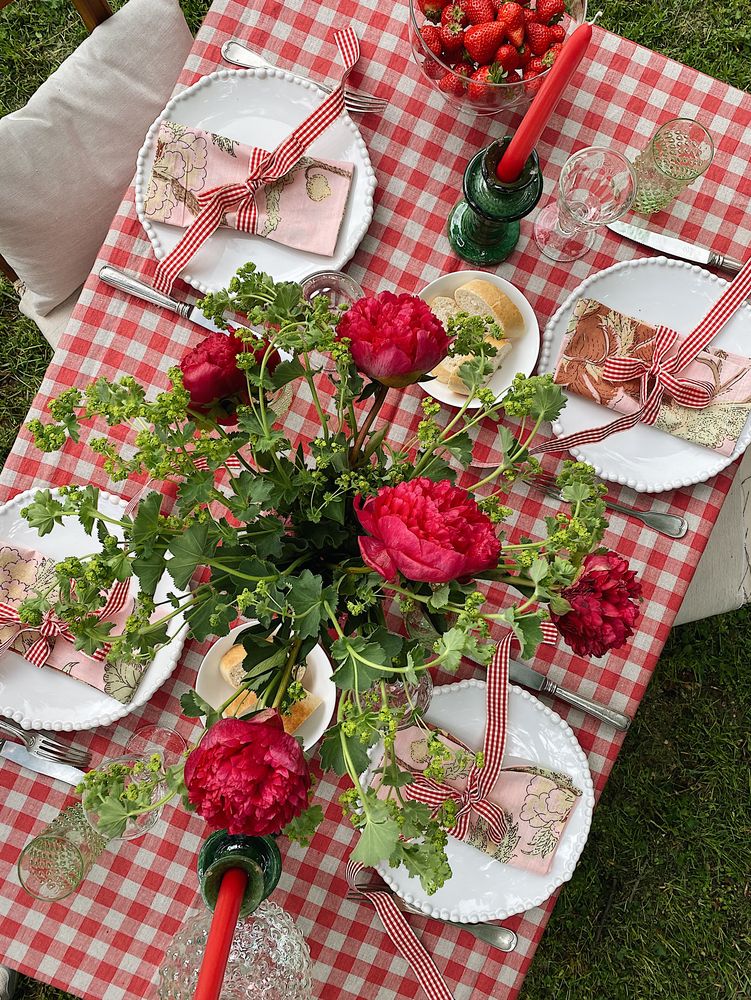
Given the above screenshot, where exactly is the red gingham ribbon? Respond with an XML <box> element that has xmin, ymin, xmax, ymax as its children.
<box><xmin>534</xmin><ymin>258</ymin><xmax>751</xmax><ymax>455</ymax></box>
<box><xmin>0</xmin><ymin>578</ymin><xmax>131</xmax><ymax>668</ymax></box>
<box><xmin>347</xmin><ymin>620</ymin><xmax>558</xmax><ymax>1000</ymax></box>
<box><xmin>152</xmin><ymin>27</ymin><xmax>360</xmax><ymax>295</ymax></box>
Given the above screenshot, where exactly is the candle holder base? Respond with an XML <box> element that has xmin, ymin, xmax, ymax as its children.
<box><xmin>447</xmin><ymin>138</ymin><xmax>543</xmax><ymax>267</ymax></box>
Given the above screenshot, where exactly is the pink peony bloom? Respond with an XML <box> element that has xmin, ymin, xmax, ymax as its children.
<box><xmin>354</xmin><ymin>478</ymin><xmax>501</xmax><ymax>584</ymax></box>
<box><xmin>336</xmin><ymin>291</ymin><xmax>451</xmax><ymax>387</ymax></box>
<box><xmin>552</xmin><ymin>551</ymin><xmax>642</xmax><ymax>658</ymax></box>
<box><xmin>183</xmin><ymin>712</ymin><xmax>311</xmax><ymax>836</ymax></box>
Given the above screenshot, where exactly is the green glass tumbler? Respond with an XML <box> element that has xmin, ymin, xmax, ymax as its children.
<box><xmin>448</xmin><ymin>138</ymin><xmax>543</xmax><ymax>266</ymax></box>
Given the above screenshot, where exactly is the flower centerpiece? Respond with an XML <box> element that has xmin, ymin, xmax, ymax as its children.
<box><xmin>21</xmin><ymin>263</ymin><xmax>640</xmax><ymax>891</ymax></box>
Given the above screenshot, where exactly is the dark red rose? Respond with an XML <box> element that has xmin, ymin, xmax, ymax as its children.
<box><xmin>336</xmin><ymin>291</ymin><xmax>451</xmax><ymax>387</ymax></box>
<box><xmin>183</xmin><ymin>712</ymin><xmax>311</xmax><ymax>836</ymax></box>
<box><xmin>179</xmin><ymin>329</ymin><xmax>279</xmax><ymax>423</ymax></box>
<box><xmin>552</xmin><ymin>551</ymin><xmax>642</xmax><ymax>658</ymax></box>
<box><xmin>354</xmin><ymin>478</ymin><xmax>501</xmax><ymax>583</ymax></box>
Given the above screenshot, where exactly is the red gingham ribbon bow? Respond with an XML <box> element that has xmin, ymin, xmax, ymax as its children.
<box><xmin>346</xmin><ymin>620</ymin><xmax>559</xmax><ymax>1000</ymax></box>
<box><xmin>0</xmin><ymin>578</ymin><xmax>131</xmax><ymax>668</ymax></box>
<box><xmin>534</xmin><ymin>257</ymin><xmax>751</xmax><ymax>455</ymax></box>
<box><xmin>152</xmin><ymin>27</ymin><xmax>360</xmax><ymax>295</ymax></box>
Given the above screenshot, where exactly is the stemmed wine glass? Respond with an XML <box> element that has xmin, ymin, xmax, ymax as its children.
<box><xmin>533</xmin><ymin>147</ymin><xmax>637</xmax><ymax>262</ymax></box>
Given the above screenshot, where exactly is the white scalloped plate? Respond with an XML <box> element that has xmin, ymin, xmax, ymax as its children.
<box><xmin>134</xmin><ymin>68</ymin><xmax>376</xmax><ymax>292</ymax></box>
<box><xmin>539</xmin><ymin>257</ymin><xmax>751</xmax><ymax>493</ymax></box>
<box><xmin>0</xmin><ymin>489</ymin><xmax>187</xmax><ymax>731</ymax></box>
<box><xmin>367</xmin><ymin>679</ymin><xmax>594</xmax><ymax>922</ymax></box>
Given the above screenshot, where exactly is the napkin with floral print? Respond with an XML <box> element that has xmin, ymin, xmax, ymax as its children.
<box><xmin>143</xmin><ymin>120</ymin><xmax>355</xmax><ymax>257</ymax></box>
<box><xmin>554</xmin><ymin>298</ymin><xmax>751</xmax><ymax>455</ymax></box>
<box><xmin>378</xmin><ymin>724</ymin><xmax>582</xmax><ymax>875</ymax></box>
<box><xmin>0</xmin><ymin>541</ymin><xmax>143</xmax><ymax>704</ymax></box>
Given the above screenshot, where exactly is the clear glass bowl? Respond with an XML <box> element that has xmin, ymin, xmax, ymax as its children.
<box><xmin>408</xmin><ymin>0</ymin><xmax>587</xmax><ymax>117</ymax></box>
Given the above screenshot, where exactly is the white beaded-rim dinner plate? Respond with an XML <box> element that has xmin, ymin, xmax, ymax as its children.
<box><xmin>366</xmin><ymin>679</ymin><xmax>594</xmax><ymax>922</ymax></box>
<box><xmin>135</xmin><ymin>68</ymin><xmax>376</xmax><ymax>292</ymax></box>
<box><xmin>0</xmin><ymin>489</ymin><xmax>187</xmax><ymax>731</ymax></box>
<box><xmin>539</xmin><ymin>257</ymin><xmax>751</xmax><ymax>493</ymax></box>
<box><xmin>418</xmin><ymin>271</ymin><xmax>541</xmax><ymax>410</ymax></box>
<box><xmin>195</xmin><ymin>623</ymin><xmax>336</xmax><ymax>752</ymax></box>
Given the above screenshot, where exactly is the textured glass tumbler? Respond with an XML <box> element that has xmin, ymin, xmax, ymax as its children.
<box><xmin>17</xmin><ymin>804</ymin><xmax>108</xmax><ymax>901</ymax></box>
<box><xmin>300</xmin><ymin>270</ymin><xmax>364</xmax><ymax>309</ymax></box>
<box><xmin>631</xmin><ymin>118</ymin><xmax>714</xmax><ymax>214</ymax></box>
<box><xmin>534</xmin><ymin>147</ymin><xmax>636</xmax><ymax>262</ymax></box>
<box><xmin>157</xmin><ymin>901</ymin><xmax>313</xmax><ymax>1000</ymax></box>
<box><xmin>82</xmin><ymin>753</ymin><xmax>167</xmax><ymax>842</ymax></box>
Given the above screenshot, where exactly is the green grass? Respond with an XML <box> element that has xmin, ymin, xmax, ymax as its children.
<box><xmin>1</xmin><ymin>2</ymin><xmax>749</xmax><ymax>999</ymax></box>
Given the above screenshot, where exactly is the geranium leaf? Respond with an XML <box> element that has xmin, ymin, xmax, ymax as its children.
<box><xmin>270</xmin><ymin>357</ymin><xmax>306</xmax><ymax>389</ymax></box>
<box><xmin>180</xmin><ymin>689</ymin><xmax>215</xmax><ymax>718</ymax></box>
<box><xmin>352</xmin><ymin>816</ymin><xmax>401</xmax><ymax>867</ymax></box>
<box><xmin>281</xmin><ymin>804</ymin><xmax>324</xmax><ymax>846</ymax></box>
<box><xmin>286</xmin><ymin>570</ymin><xmax>327</xmax><ymax>638</ymax></box>
<box><xmin>188</xmin><ymin>594</ymin><xmax>236</xmax><ymax>641</ymax></box>
<box><xmin>167</xmin><ymin>522</ymin><xmax>217</xmax><ymax>589</ymax></box>
<box><xmin>132</xmin><ymin>491</ymin><xmax>164</xmax><ymax>556</ymax></box>
<box><xmin>176</xmin><ymin>471</ymin><xmax>215</xmax><ymax>513</ymax></box>
<box><xmin>131</xmin><ymin>550</ymin><xmax>165</xmax><ymax>598</ymax></box>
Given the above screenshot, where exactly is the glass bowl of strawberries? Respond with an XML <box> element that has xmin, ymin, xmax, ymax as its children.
<box><xmin>409</xmin><ymin>0</ymin><xmax>587</xmax><ymax>116</ymax></box>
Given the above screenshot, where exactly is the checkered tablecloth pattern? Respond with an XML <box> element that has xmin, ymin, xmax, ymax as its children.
<box><xmin>1</xmin><ymin>1</ymin><xmax>749</xmax><ymax>997</ymax></box>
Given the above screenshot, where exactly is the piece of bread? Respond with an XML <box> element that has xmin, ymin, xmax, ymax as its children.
<box><xmin>428</xmin><ymin>295</ymin><xmax>461</xmax><ymax>328</ymax></box>
<box><xmin>223</xmin><ymin>688</ymin><xmax>258</xmax><ymax>718</ymax></box>
<box><xmin>454</xmin><ymin>279</ymin><xmax>526</xmax><ymax>339</ymax></box>
<box><xmin>282</xmin><ymin>690</ymin><xmax>324</xmax><ymax>734</ymax></box>
<box><xmin>431</xmin><ymin>339</ymin><xmax>512</xmax><ymax>394</ymax></box>
<box><xmin>219</xmin><ymin>644</ymin><xmax>247</xmax><ymax>688</ymax></box>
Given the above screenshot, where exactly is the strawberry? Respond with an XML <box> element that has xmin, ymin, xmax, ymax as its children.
<box><xmin>535</xmin><ymin>0</ymin><xmax>565</xmax><ymax>23</ymax></box>
<box><xmin>505</xmin><ymin>69</ymin><xmax>522</xmax><ymax>83</ymax></box>
<box><xmin>494</xmin><ymin>42</ymin><xmax>520</xmax><ymax>72</ymax></box>
<box><xmin>439</xmin><ymin>20</ymin><xmax>466</xmax><ymax>53</ymax></box>
<box><xmin>467</xmin><ymin>62</ymin><xmax>505</xmax><ymax>102</ymax></box>
<box><xmin>549</xmin><ymin>23</ymin><xmax>566</xmax><ymax>41</ymax></box>
<box><xmin>522</xmin><ymin>65</ymin><xmax>543</xmax><ymax>94</ymax></box>
<box><xmin>460</xmin><ymin>0</ymin><xmax>496</xmax><ymax>24</ymax></box>
<box><xmin>542</xmin><ymin>41</ymin><xmax>563</xmax><ymax>65</ymax></box>
<box><xmin>418</xmin><ymin>0</ymin><xmax>450</xmax><ymax>22</ymax></box>
<box><xmin>441</xmin><ymin>2</ymin><xmax>467</xmax><ymax>25</ymax></box>
<box><xmin>516</xmin><ymin>43</ymin><xmax>532</xmax><ymax>67</ymax></box>
<box><xmin>423</xmin><ymin>55</ymin><xmax>445</xmax><ymax>79</ymax></box>
<box><xmin>495</xmin><ymin>3</ymin><xmax>525</xmax><ymax>47</ymax></box>
<box><xmin>523</xmin><ymin>8</ymin><xmax>538</xmax><ymax>26</ymax></box>
<box><xmin>438</xmin><ymin>62</ymin><xmax>471</xmax><ymax>95</ymax></box>
<box><xmin>465</xmin><ymin>20</ymin><xmax>506</xmax><ymax>62</ymax></box>
<box><xmin>420</xmin><ymin>24</ymin><xmax>443</xmax><ymax>56</ymax></box>
<box><xmin>528</xmin><ymin>55</ymin><xmax>546</xmax><ymax>72</ymax></box>
<box><xmin>526</xmin><ymin>22</ymin><xmax>552</xmax><ymax>54</ymax></box>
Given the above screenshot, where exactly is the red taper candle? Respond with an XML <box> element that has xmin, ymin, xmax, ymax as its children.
<box><xmin>496</xmin><ymin>21</ymin><xmax>593</xmax><ymax>183</ymax></box>
<box><xmin>194</xmin><ymin>867</ymin><xmax>248</xmax><ymax>1000</ymax></box>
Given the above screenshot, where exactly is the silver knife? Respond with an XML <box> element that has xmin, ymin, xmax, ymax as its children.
<box><xmin>98</xmin><ymin>266</ymin><xmax>223</xmax><ymax>333</ymax></box>
<box><xmin>509</xmin><ymin>659</ymin><xmax>631</xmax><ymax>732</ymax></box>
<box><xmin>607</xmin><ymin>221</ymin><xmax>744</xmax><ymax>275</ymax></box>
<box><xmin>0</xmin><ymin>740</ymin><xmax>87</xmax><ymax>786</ymax></box>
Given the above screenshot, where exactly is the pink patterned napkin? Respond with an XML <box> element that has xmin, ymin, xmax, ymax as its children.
<box><xmin>143</xmin><ymin>120</ymin><xmax>354</xmax><ymax>257</ymax></box>
<box><xmin>554</xmin><ymin>298</ymin><xmax>751</xmax><ymax>455</ymax></box>
<box><xmin>0</xmin><ymin>541</ymin><xmax>142</xmax><ymax>704</ymax></box>
<box><xmin>379</xmin><ymin>724</ymin><xmax>581</xmax><ymax>875</ymax></box>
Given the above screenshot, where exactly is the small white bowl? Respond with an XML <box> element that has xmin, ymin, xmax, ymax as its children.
<box><xmin>195</xmin><ymin>624</ymin><xmax>336</xmax><ymax>752</ymax></box>
<box><xmin>418</xmin><ymin>270</ymin><xmax>541</xmax><ymax>410</ymax></box>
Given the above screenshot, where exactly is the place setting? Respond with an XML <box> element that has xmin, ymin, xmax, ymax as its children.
<box><xmin>0</xmin><ymin>1</ymin><xmax>749</xmax><ymax>999</ymax></box>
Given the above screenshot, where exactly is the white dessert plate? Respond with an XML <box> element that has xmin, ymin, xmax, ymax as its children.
<box><xmin>367</xmin><ymin>679</ymin><xmax>594</xmax><ymax>922</ymax></box>
<box><xmin>0</xmin><ymin>489</ymin><xmax>187</xmax><ymax>731</ymax></box>
<box><xmin>135</xmin><ymin>68</ymin><xmax>376</xmax><ymax>293</ymax></box>
<box><xmin>539</xmin><ymin>257</ymin><xmax>751</xmax><ymax>493</ymax></box>
<box><xmin>195</xmin><ymin>623</ymin><xmax>336</xmax><ymax>752</ymax></box>
<box><xmin>418</xmin><ymin>270</ymin><xmax>541</xmax><ymax>410</ymax></box>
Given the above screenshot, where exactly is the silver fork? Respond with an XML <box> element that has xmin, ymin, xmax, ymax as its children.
<box><xmin>528</xmin><ymin>471</ymin><xmax>689</xmax><ymax>539</ymax></box>
<box><xmin>346</xmin><ymin>887</ymin><xmax>518</xmax><ymax>952</ymax></box>
<box><xmin>221</xmin><ymin>39</ymin><xmax>388</xmax><ymax>114</ymax></box>
<box><xmin>0</xmin><ymin>717</ymin><xmax>91</xmax><ymax>767</ymax></box>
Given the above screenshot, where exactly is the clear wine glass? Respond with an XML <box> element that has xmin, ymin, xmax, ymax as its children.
<box><xmin>533</xmin><ymin>147</ymin><xmax>637</xmax><ymax>262</ymax></box>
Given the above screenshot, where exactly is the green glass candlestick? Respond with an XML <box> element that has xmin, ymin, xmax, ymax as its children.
<box><xmin>197</xmin><ymin>830</ymin><xmax>282</xmax><ymax>918</ymax></box>
<box><xmin>448</xmin><ymin>137</ymin><xmax>543</xmax><ymax>266</ymax></box>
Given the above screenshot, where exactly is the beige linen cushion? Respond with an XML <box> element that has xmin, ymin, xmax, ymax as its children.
<box><xmin>0</xmin><ymin>0</ymin><xmax>193</xmax><ymax>318</ymax></box>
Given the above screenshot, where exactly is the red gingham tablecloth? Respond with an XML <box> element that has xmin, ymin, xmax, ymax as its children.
<box><xmin>1</xmin><ymin>2</ymin><xmax>750</xmax><ymax>997</ymax></box>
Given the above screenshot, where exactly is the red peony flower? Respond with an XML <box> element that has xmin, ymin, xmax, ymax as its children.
<box><xmin>179</xmin><ymin>329</ymin><xmax>279</xmax><ymax>424</ymax></box>
<box><xmin>183</xmin><ymin>712</ymin><xmax>311</xmax><ymax>836</ymax></box>
<box><xmin>336</xmin><ymin>291</ymin><xmax>451</xmax><ymax>387</ymax></box>
<box><xmin>552</xmin><ymin>551</ymin><xmax>642</xmax><ymax>658</ymax></box>
<box><xmin>355</xmin><ymin>478</ymin><xmax>501</xmax><ymax>584</ymax></box>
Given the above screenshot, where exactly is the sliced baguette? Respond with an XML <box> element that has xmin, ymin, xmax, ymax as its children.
<box><xmin>454</xmin><ymin>279</ymin><xmax>525</xmax><ymax>339</ymax></box>
<box><xmin>219</xmin><ymin>644</ymin><xmax>247</xmax><ymax>688</ymax></box>
<box><xmin>432</xmin><ymin>339</ymin><xmax>512</xmax><ymax>394</ymax></box>
<box><xmin>222</xmin><ymin>684</ymin><xmax>323</xmax><ymax>735</ymax></box>
<box><xmin>223</xmin><ymin>688</ymin><xmax>258</xmax><ymax>718</ymax></box>
<box><xmin>428</xmin><ymin>295</ymin><xmax>461</xmax><ymax>328</ymax></box>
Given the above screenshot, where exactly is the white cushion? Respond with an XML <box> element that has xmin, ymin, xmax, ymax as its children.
<box><xmin>675</xmin><ymin>448</ymin><xmax>751</xmax><ymax>625</ymax></box>
<box><xmin>0</xmin><ymin>0</ymin><xmax>193</xmax><ymax>316</ymax></box>
<box><xmin>18</xmin><ymin>286</ymin><xmax>81</xmax><ymax>350</ymax></box>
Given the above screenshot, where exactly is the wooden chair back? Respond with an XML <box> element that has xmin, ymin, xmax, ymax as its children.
<box><xmin>0</xmin><ymin>0</ymin><xmax>113</xmax><ymax>282</ymax></box>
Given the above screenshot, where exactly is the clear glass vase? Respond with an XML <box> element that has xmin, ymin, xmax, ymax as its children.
<box><xmin>157</xmin><ymin>900</ymin><xmax>313</xmax><ymax>1000</ymax></box>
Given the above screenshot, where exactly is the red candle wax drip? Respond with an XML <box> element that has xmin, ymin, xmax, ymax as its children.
<box><xmin>496</xmin><ymin>22</ymin><xmax>593</xmax><ymax>184</ymax></box>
